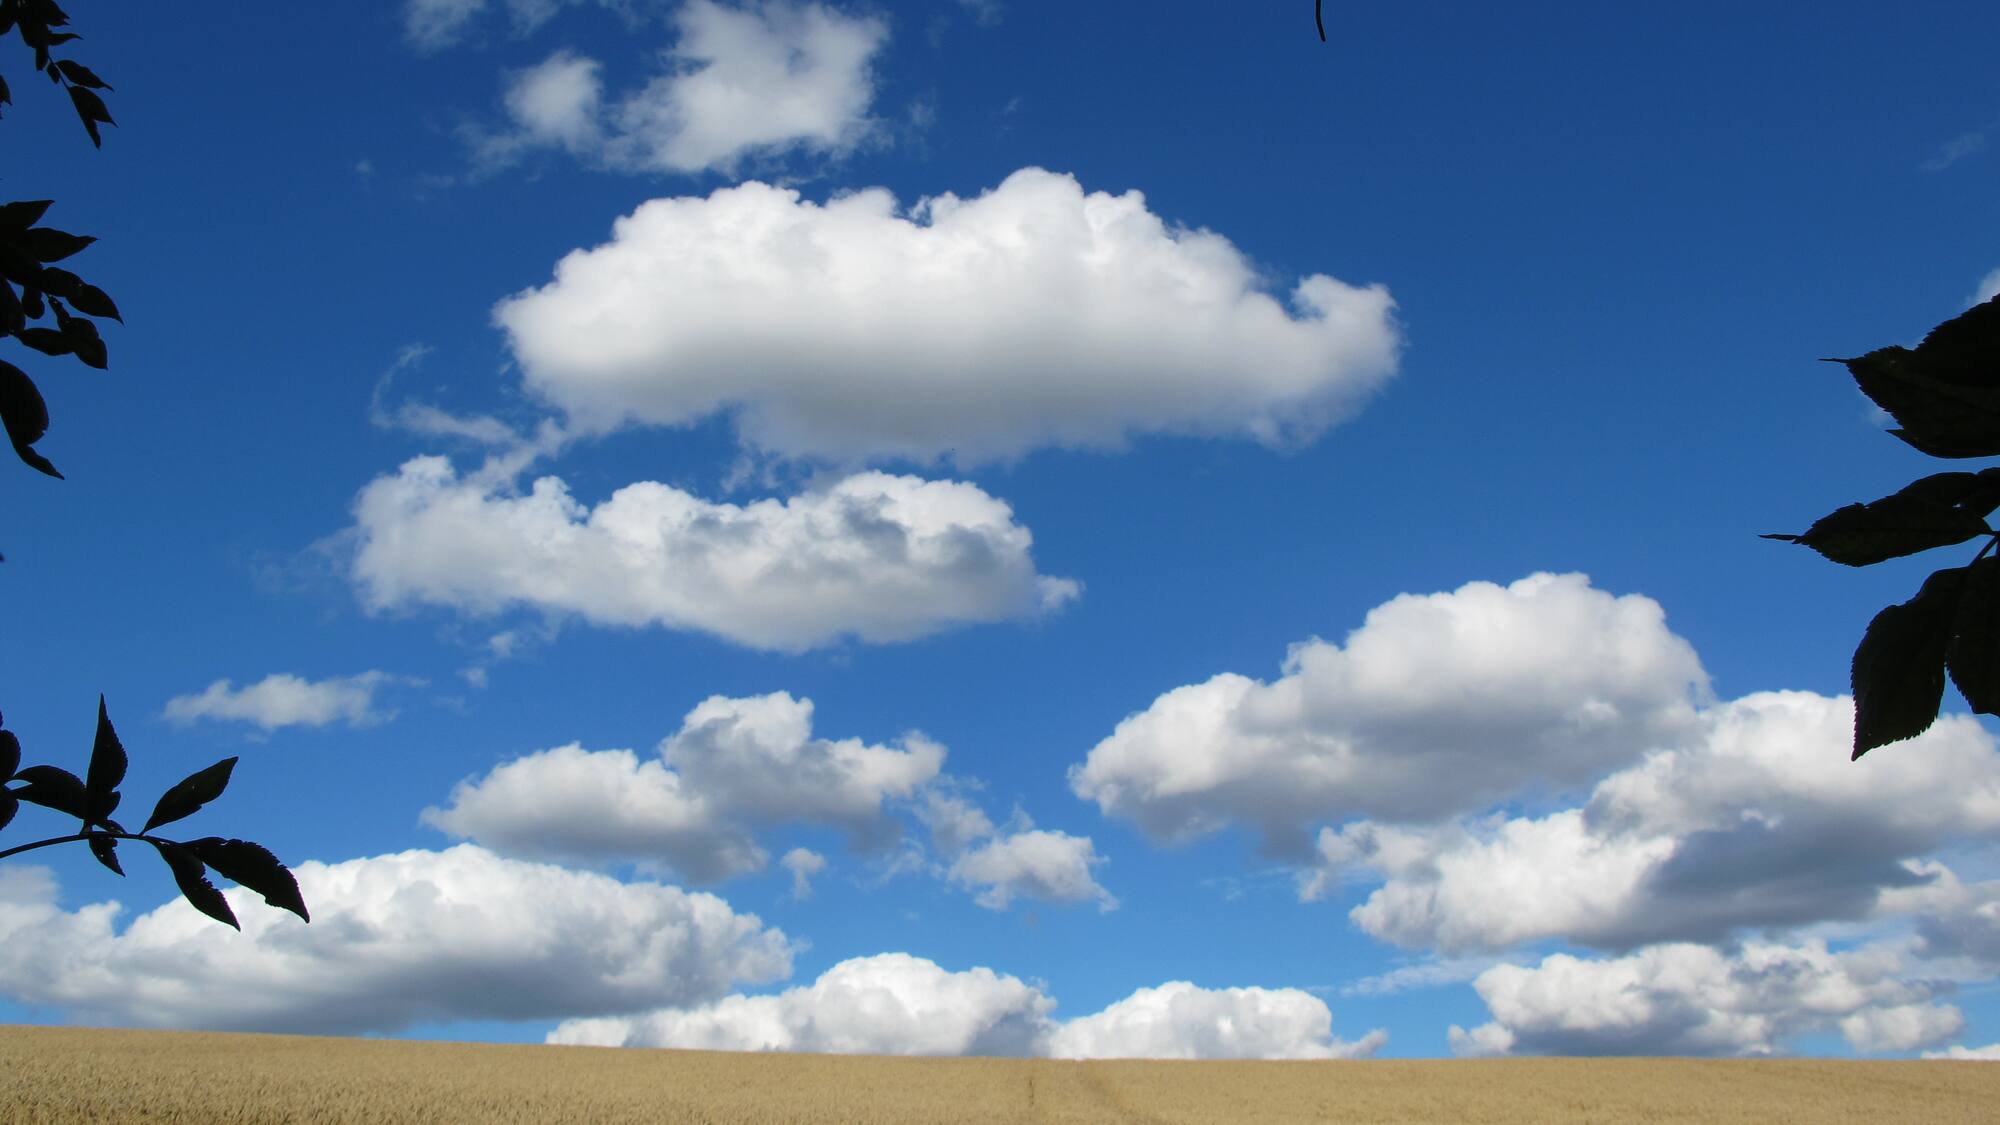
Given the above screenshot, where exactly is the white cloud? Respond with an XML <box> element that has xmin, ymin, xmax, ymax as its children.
<box><xmin>1071</xmin><ymin>573</ymin><xmax>1707</xmax><ymax>853</ymax></box>
<box><xmin>404</xmin><ymin>0</ymin><xmax>581</xmax><ymax>50</ymax></box>
<box><xmin>611</xmin><ymin>0</ymin><xmax>887</xmax><ymax>173</ymax></box>
<box><xmin>1045</xmin><ymin>982</ymin><xmax>1386</xmax><ymax>1060</ymax></box>
<box><xmin>423</xmin><ymin>692</ymin><xmax>943</xmax><ymax>882</ymax></box>
<box><xmin>0</xmin><ymin>846</ymin><xmax>790</xmax><ymax>1035</ymax></box>
<box><xmin>349</xmin><ymin>457</ymin><xmax>1078</xmax><ymax>651</ymax></box>
<box><xmin>779</xmin><ymin>848</ymin><xmax>825</xmax><ymax>899</ymax></box>
<box><xmin>1448</xmin><ymin>939</ymin><xmax>1961</xmax><ymax>1057</ymax></box>
<box><xmin>1925</xmin><ymin>1042</ymin><xmax>2000</xmax><ymax>1060</ymax></box>
<box><xmin>475</xmin><ymin>2</ymin><xmax>887</xmax><ymax>176</ymax></box>
<box><xmin>550</xmin><ymin>953</ymin><xmax>1053</xmax><ymax>1055</ymax></box>
<box><xmin>550</xmin><ymin>953</ymin><xmax>1386</xmax><ymax>1059</ymax></box>
<box><xmin>494</xmin><ymin>167</ymin><xmax>1400</xmax><ymax>463</ymax></box>
<box><xmin>1972</xmin><ymin>268</ymin><xmax>2000</xmax><ymax>306</ymax></box>
<box><xmin>505</xmin><ymin>50</ymin><xmax>604</xmax><ymax>151</ymax></box>
<box><xmin>1307</xmin><ymin>692</ymin><xmax>2000</xmax><ymax>954</ymax></box>
<box><xmin>947</xmin><ymin>828</ymin><xmax>1116</xmax><ymax>912</ymax></box>
<box><xmin>162</xmin><ymin>671</ymin><xmax>409</xmax><ymax>732</ymax></box>
<box><xmin>913</xmin><ymin>786</ymin><xmax>996</xmax><ymax>854</ymax></box>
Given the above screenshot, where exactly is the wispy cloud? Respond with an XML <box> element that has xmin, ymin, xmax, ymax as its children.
<box><xmin>163</xmin><ymin>671</ymin><xmax>417</xmax><ymax>732</ymax></box>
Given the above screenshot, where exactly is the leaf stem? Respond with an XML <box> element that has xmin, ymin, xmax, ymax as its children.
<box><xmin>0</xmin><ymin>829</ymin><xmax>163</xmax><ymax>863</ymax></box>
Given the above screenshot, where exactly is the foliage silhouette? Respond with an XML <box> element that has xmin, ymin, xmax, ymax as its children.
<box><xmin>1765</xmin><ymin>294</ymin><xmax>2000</xmax><ymax>759</ymax></box>
<box><xmin>0</xmin><ymin>0</ymin><xmax>308</xmax><ymax>927</ymax></box>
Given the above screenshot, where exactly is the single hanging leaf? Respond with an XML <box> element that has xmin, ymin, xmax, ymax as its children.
<box><xmin>150</xmin><ymin>841</ymin><xmax>238</xmax><ymax>930</ymax></box>
<box><xmin>66</xmin><ymin>282</ymin><xmax>117</xmax><ymax>321</ymax></box>
<box><xmin>53</xmin><ymin>59</ymin><xmax>107</xmax><ymax>89</ymax></box>
<box><xmin>11</xmin><ymin>763</ymin><xmax>87</xmax><ymax>819</ymax></box>
<box><xmin>1761</xmin><ymin>482</ymin><xmax>1991</xmax><ymax>566</ymax></box>
<box><xmin>187</xmin><ymin>838</ymin><xmax>309</xmax><ymax>922</ymax></box>
<box><xmin>1835</xmin><ymin>295</ymin><xmax>2000</xmax><ymax>459</ymax></box>
<box><xmin>0</xmin><ymin>791</ymin><xmax>16</xmax><ymax>832</ymax></box>
<box><xmin>1852</xmin><ymin>566</ymin><xmax>1968</xmax><ymax>758</ymax></box>
<box><xmin>16</xmin><ymin>326</ymin><xmax>72</xmax><ymax>357</ymax></box>
<box><xmin>0</xmin><ymin>201</ymin><xmax>53</xmax><ymax>229</ymax></box>
<box><xmin>1948</xmin><ymin>556</ymin><xmax>2000</xmax><ymax>715</ymax></box>
<box><xmin>141</xmin><ymin>756</ymin><xmax>236</xmax><ymax>833</ymax></box>
<box><xmin>85</xmin><ymin>695</ymin><xmax>128</xmax><ymax>811</ymax></box>
<box><xmin>0</xmin><ymin>359</ymin><xmax>60</xmax><ymax>478</ymax></box>
<box><xmin>87</xmin><ymin>834</ymin><xmax>122</xmax><ymax>875</ymax></box>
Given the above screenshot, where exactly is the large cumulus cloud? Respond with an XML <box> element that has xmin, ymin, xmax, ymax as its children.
<box><xmin>1070</xmin><ymin>573</ymin><xmax>1708</xmax><ymax>853</ymax></box>
<box><xmin>0</xmin><ymin>847</ymin><xmax>791</xmax><ymax>1035</ymax></box>
<box><xmin>494</xmin><ymin>167</ymin><xmax>1399</xmax><ymax>463</ymax></box>
<box><xmin>350</xmin><ymin>458</ymin><xmax>1077</xmax><ymax>651</ymax></box>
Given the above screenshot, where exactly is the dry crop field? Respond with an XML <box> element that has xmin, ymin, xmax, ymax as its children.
<box><xmin>2</xmin><ymin>1025</ymin><xmax>1997</xmax><ymax>1124</ymax></box>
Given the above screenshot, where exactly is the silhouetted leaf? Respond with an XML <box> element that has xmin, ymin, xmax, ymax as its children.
<box><xmin>65</xmin><ymin>84</ymin><xmax>108</xmax><ymax>146</ymax></box>
<box><xmin>12</xmin><ymin>763</ymin><xmax>86</xmax><ymax>818</ymax></box>
<box><xmin>188</xmin><ymin>838</ymin><xmax>309</xmax><ymax>922</ymax></box>
<box><xmin>1835</xmin><ymin>295</ymin><xmax>2000</xmax><ymax>459</ymax></box>
<box><xmin>0</xmin><ymin>200</ymin><xmax>52</xmax><ymax>229</ymax></box>
<box><xmin>87</xmin><ymin>833</ymin><xmax>122</xmax><ymax>875</ymax></box>
<box><xmin>150</xmin><ymin>841</ymin><xmax>238</xmax><ymax>929</ymax></box>
<box><xmin>52</xmin><ymin>59</ymin><xmax>105</xmax><ymax>89</ymax></box>
<box><xmin>0</xmin><ymin>792</ymin><xmax>15</xmax><ymax>832</ymax></box>
<box><xmin>1948</xmin><ymin>557</ymin><xmax>2000</xmax><ymax>716</ymax></box>
<box><xmin>1853</xmin><ymin>566</ymin><xmax>1967</xmax><ymax>759</ymax></box>
<box><xmin>141</xmin><ymin>756</ymin><xmax>236</xmax><ymax>833</ymax></box>
<box><xmin>20</xmin><ymin>226</ymin><xmax>91</xmax><ymax>262</ymax></box>
<box><xmin>66</xmin><ymin>281</ymin><xmax>116</xmax><ymax>321</ymax></box>
<box><xmin>15</xmin><ymin>325</ymin><xmax>69</xmax><ymax>357</ymax></box>
<box><xmin>85</xmin><ymin>694</ymin><xmax>127</xmax><ymax>799</ymax></box>
<box><xmin>1762</xmin><ymin>476</ymin><xmax>1993</xmax><ymax>566</ymax></box>
<box><xmin>19</xmin><ymin>284</ymin><xmax>41</xmax><ymax>319</ymax></box>
<box><xmin>0</xmin><ymin>358</ymin><xmax>60</xmax><ymax>478</ymax></box>
<box><xmin>55</xmin><ymin>309</ymin><xmax>103</xmax><ymax>368</ymax></box>
<box><xmin>0</xmin><ymin>729</ymin><xmax>19</xmax><ymax>778</ymax></box>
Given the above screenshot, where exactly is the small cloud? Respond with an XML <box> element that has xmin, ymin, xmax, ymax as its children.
<box><xmin>1921</xmin><ymin>130</ymin><xmax>1988</xmax><ymax>173</ymax></box>
<box><xmin>780</xmin><ymin>847</ymin><xmax>827</xmax><ymax>899</ymax></box>
<box><xmin>163</xmin><ymin>671</ymin><xmax>415</xmax><ymax>732</ymax></box>
<box><xmin>1970</xmin><ymin>268</ymin><xmax>2000</xmax><ymax>307</ymax></box>
<box><xmin>369</xmin><ymin>344</ymin><xmax>521</xmax><ymax>447</ymax></box>
<box><xmin>948</xmin><ymin>828</ymin><xmax>1116</xmax><ymax>912</ymax></box>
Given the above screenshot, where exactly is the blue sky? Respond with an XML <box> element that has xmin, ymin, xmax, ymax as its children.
<box><xmin>2</xmin><ymin>0</ymin><xmax>1999</xmax><ymax>1059</ymax></box>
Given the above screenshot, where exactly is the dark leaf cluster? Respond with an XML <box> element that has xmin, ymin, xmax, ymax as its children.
<box><xmin>0</xmin><ymin>0</ymin><xmax>115</xmax><ymax>505</ymax></box>
<box><xmin>0</xmin><ymin>699</ymin><xmax>309</xmax><ymax>928</ymax></box>
<box><xmin>1766</xmin><ymin>295</ymin><xmax>2000</xmax><ymax>758</ymax></box>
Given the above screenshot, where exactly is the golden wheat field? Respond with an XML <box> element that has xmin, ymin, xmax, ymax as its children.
<box><xmin>3</xmin><ymin>1025</ymin><xmax>1998</xmax><ymax>1124</ymax></box>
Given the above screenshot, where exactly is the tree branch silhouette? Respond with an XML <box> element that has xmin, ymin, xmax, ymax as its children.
<box><xmin>0</xmin><ymin>0</ymin><xmax>308</xmax><ymax>929</ymax></box>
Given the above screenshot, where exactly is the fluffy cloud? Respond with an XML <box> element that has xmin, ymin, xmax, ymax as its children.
<box><xmin>779</xmin><ymin>848</ymin><xmax>825</xmax><ymax>899</ymax></box>
<box><xmin>1309</xmin><ymin>692</ymin><xmax>2000</xmax><ymax>954</ymax></box>
<box><xmin>424</xmin><ymin>692</ymin><xmax>943</xmax><ymax>881</ymax></box>
<box><xmin>947</xmin><ymin>829</ymin><xmax>1116</xmax><ymax>911</ymax></box>
<box><xmin>0</xmin><ymin>846</ymin><xmax>790</xmax><ymax>1035</ymax></box>
<box><xmin>476</xmin><ymin>2</ymin><xmax>887</xmax><ymax>175</ymax></box>
<box><xmin>162</xmin><ymin>671</ymin><xmax>409</xmax><ymax>731</ymax></box>
<box><xmin>1447</xmin><ymin>940</ymin><xmax>1961</xmax><ymax>1057</ymax></box>
<box><xmin>494</xmin><ymin>167</ymin><xmax>1399</xmax><ymax>463</ymax></box>
<box><xmin>350</xmin><ymin>457</ymin><xmax>1077</xmax><ymax>651</ymax></box>
<box><xmin>550</xmin><ymin>953</ymin><xmax>1385</xmax><ymax>1059</ymax></box>
<box><xmin>1071</xmin><ymin>573</ymin><xmax>1707</xmax><ymax>853</ymax></box>
<box><xmin>1045</xmin><ymin>982</ymin><xmax>1386</xmax><ymax>1060</ymax></box>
